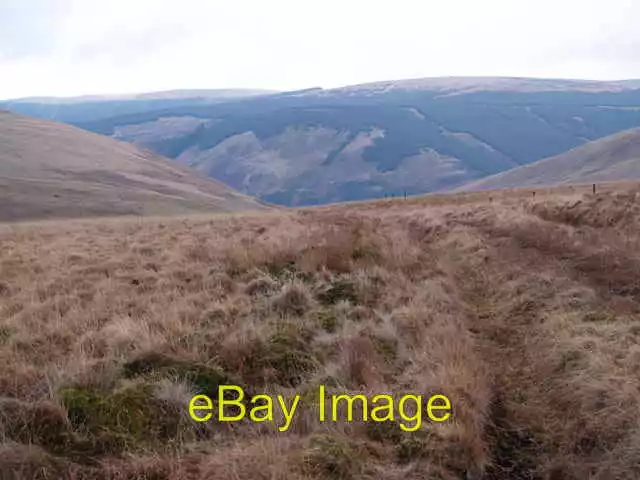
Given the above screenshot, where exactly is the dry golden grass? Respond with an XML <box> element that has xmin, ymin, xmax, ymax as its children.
<box><xmin>1</xmin><ymin>183</ymin><xmax>640</xmax><ymax>479</ymax></box>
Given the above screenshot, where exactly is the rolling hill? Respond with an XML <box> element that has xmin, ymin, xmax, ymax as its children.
<box><xmin>0</xmin><ymin>111</ymin><xmax>266</xmax><ymax>221</ymax></box>
<box><xmin>4</xmin><ymin>77</ymin><xmax>640</xmax><ymax>205</ymax></box>
<box><xmin>460</xmin><ymin>127</ymin><xmax>640</xmax><ymax>191</ymax></box>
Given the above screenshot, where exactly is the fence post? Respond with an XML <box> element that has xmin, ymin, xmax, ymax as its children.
<box><xmin>593</xmin><ymin>184</ymin><xmax>596</xmax><ymax>195</ymax></box>
<box><xmin>404</xmin><ymin>190</ymin><xmax>407</xmax><ymax>201</ymax></box>
<box><xmin>533</xmin><ymin>191</ymin><xmax>536</xmax><ymax>199</ymax></box>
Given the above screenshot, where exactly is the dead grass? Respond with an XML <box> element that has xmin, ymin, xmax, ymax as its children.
<box><xmin>1</xmin><ymin>183</ymin><xmax>640</xmax><ymax>478</ymax></box>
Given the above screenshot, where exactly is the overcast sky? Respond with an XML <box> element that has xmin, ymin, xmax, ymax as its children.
<box><xmin>1</xmin><ymin>0</ymin><xmax>640</xmax><ymax>100</ymax></box>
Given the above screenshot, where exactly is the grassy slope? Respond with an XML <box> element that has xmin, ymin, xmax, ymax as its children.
<box><xmin>460</xmin><ymin>127</ymin><xmax>640</xmax><ymax>191</ymax></box>
<box><xmin>0</xmin><ymin>111</ymin><xmax>266</xmax><ymax>221</ymax></box>
<box><xmin>1</xmin><ymin>183</ymin><xmax>640</xmax><ymax>479</ymax></box>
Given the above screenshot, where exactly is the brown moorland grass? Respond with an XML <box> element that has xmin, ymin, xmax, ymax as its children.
<box><xmin>1</xmin><ymin>183</ymin><xmax>640</xmax><ymax>479</ymax></box>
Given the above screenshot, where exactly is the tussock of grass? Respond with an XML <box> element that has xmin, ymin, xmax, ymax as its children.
<box><xmin>220</xmin><ymin>323</ymin><xmax>318</xmax><ymax>388</ymax></box>
<box><xmin>0</xmin><ymin>399</ymin><xmax>72</xmax><ymax>451</ymax></box>
<box><xmin>271</xmin><ymin>282</ymin><xmax>313</xmax><ymax>317</ymax></box>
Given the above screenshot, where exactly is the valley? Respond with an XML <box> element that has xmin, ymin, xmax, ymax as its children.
<box><xmin>5</xmin><ymin>77</ymin><xmax>640</xmax><ymax>206</ymax></box>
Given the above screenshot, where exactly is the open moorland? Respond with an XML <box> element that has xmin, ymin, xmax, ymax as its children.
<box><xmin>1</xmin><ymin>184</ymin><xmax>640</xmax><ymax>479</ymax></box>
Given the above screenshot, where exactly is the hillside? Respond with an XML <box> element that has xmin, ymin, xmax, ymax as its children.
<box><xmin>461</xmin><ymin>127</ymin><xmax>640</xmax><ymax>191</ymax></box>
<box><xmin>319</xmin><ymin>76</ymin><xmax>640</xmax><ymax>96</ymax></box>
<box><xmin>8</xmin><ymin>89</ymin><xmax>275</xmax><ymax>104</ymax></box>
<box><xmin>0</xmin><ymin>89</ymin><xmax>276</xmax><ymax>123</ymax></box>
<box><xmin>0</xmin><ymin>111</ymin><xmax>265</xmax><ymax>221</ymax></box>
<box><xmin>4</xmin><ymin>77</ymin><xmax>640</xmax><ymax>206</ymax></box>
<box><xmin>2</xmin><ymin>184</ymin><xmax>640</xmax><ymax>479</ymax></box>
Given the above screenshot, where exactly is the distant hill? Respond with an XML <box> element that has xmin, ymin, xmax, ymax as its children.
<box><xmin>0</xmin><ymin>89</ymin><xmax>276</xmax><ymax>123</ymax></box>
<box><xmin>460</xmin><ymin>127</ymin><xmax>640</xmax><ymax>191</ymax></box>
<box><xmin>0</xmin><ymin>111</ymin><xmax>266</xmax><ymax>221</ymax></box>
<box><xmin>6</xmin><ymin>88</ymin><xmax>276</xmax><ymax>104</ymax></box>
<box><xmin>317</xmin><ymin>76</ymin><xmax>640</xmax><ymax>96</ymax></box>
<box><xmin>4</xmin><ymin>77</ymin><xmax>640</xmax><ymax>206</ymax></box>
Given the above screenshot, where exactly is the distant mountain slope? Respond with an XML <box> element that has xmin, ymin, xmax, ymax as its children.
<box><xmin>0</xmin><ymin>111</ymin><xmax>266</xmax><ymax>221</ymax></box>
<box><xmin>4</xmin><ymin>77</ymin><xmax>640</xmax><ymax>205</ymax></box>
<box><xmin>8</xmin><ymin>89</ymin><xmax>276</xmax><ymax>104</ymax></box>
<box><xmin>460</xmin><ymin>127</ymin><xmax>640</xmax><ymax>191</ymax></box>
<box><xmin>317</xmin><ymin>76</ymin><xmax>640</xmax><ymax>96</ymax></box>
<box><xmin>0</xmin><ymin>89</ymin><xmax>276</xmax><ymax>123</ymax></box>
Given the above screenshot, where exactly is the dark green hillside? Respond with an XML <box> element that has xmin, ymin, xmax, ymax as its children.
<box><xmin>74</xmin><ymin>88</ymin><xmax>640</xmax><ymax>168</ymax></box>
<box><xmin>0</xmin><ymin>98</ymin><xmax>237</xmax><ymax>124</ymax></box>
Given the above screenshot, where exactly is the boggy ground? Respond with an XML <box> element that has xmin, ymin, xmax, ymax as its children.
<box><xmin>1</xmin><ymin>185</ymin><xmax>640</xmax><ymax>479</ymax></box>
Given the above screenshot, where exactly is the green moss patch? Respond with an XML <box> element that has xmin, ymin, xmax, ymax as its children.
<box><xmin>60</xmin><ymin>383</ymin><xmax>181</xmax><ymax>454</ymax></box>
<box><xmin>583</xmin><ymin>311</ymin><xmax>618</xmax><ymax>323</ymax></box>
<box><xmin>317</xmin><ymin>278</ymin><xmax>359</xmax><ymax>306</ymax></box>
<box><xmin>0</xmin><ymin>325</ymin><xmax>13</xmax><ymax>345</ymax></box>
<box><xmin>313</xmin><ymin>309</ymin><xmax>341</xmax><ymax>333</ymax></box>
<box><xmin>123</xmin><ymin>352</ymin><xmax>234</xmax><ymax>398</ymax></box>
<box><xmin>304</xmin><ymin>434</ymin><xmax>370</xmax><ymax>480</ymax></box>
<box><xmin>267</xmin><ymin>334</ymin><xmax>315</xmax><ymax>385</ymax></box>
<box><xmin>365</xmin><ymin>420</ymin><xmax>405</xmax><ymax>444</ymax></box>
<box><xmin>396</xmin><ymin>435</ymin><xmax>429</xmax><ymax>463</ymax></box>
<box><xmin>305</xmin><ymin>435</ymin><xmax>363</xmax><ymax>480</ymax></box>
<box><xmin>370</xmin><ymin>335</ymin><xmax>399</xmax><ymax>362</ymax></box>
<box><xmin>351</xmin><ymin>244</ymin><xmax>383</xmax><ymax>263</ymax></box>
<box><xmin>265</xmin><ymin>259</ymin><xmax>297</xmax><ymax>280</ymax></box>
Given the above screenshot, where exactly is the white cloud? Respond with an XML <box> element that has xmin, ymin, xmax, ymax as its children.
<box><xmin>1</xmin><ymin>0</ymin><xmax>640</xmax><ymax>99</ymax></box>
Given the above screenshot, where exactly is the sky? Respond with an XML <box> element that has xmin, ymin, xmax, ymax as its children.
<box><xmin>1</xmin><ymin>0</ymin><xmax>640</xmax><ymax>100</ymax></box>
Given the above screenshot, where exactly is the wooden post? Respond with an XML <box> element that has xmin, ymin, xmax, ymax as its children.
<box><xmin>593</xmin><ymin>184</ymin><xmax>596</xmax><ymax>195</ymax></box>
<box><xmin>404</xmin><ymin>190</ymin><xmax>407</xmax><ymax>200</ymax></box>
<box><xmin>533</xmin><ymin>191</ymin><xmax>536</xmax><ymax>199</ymax></box>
